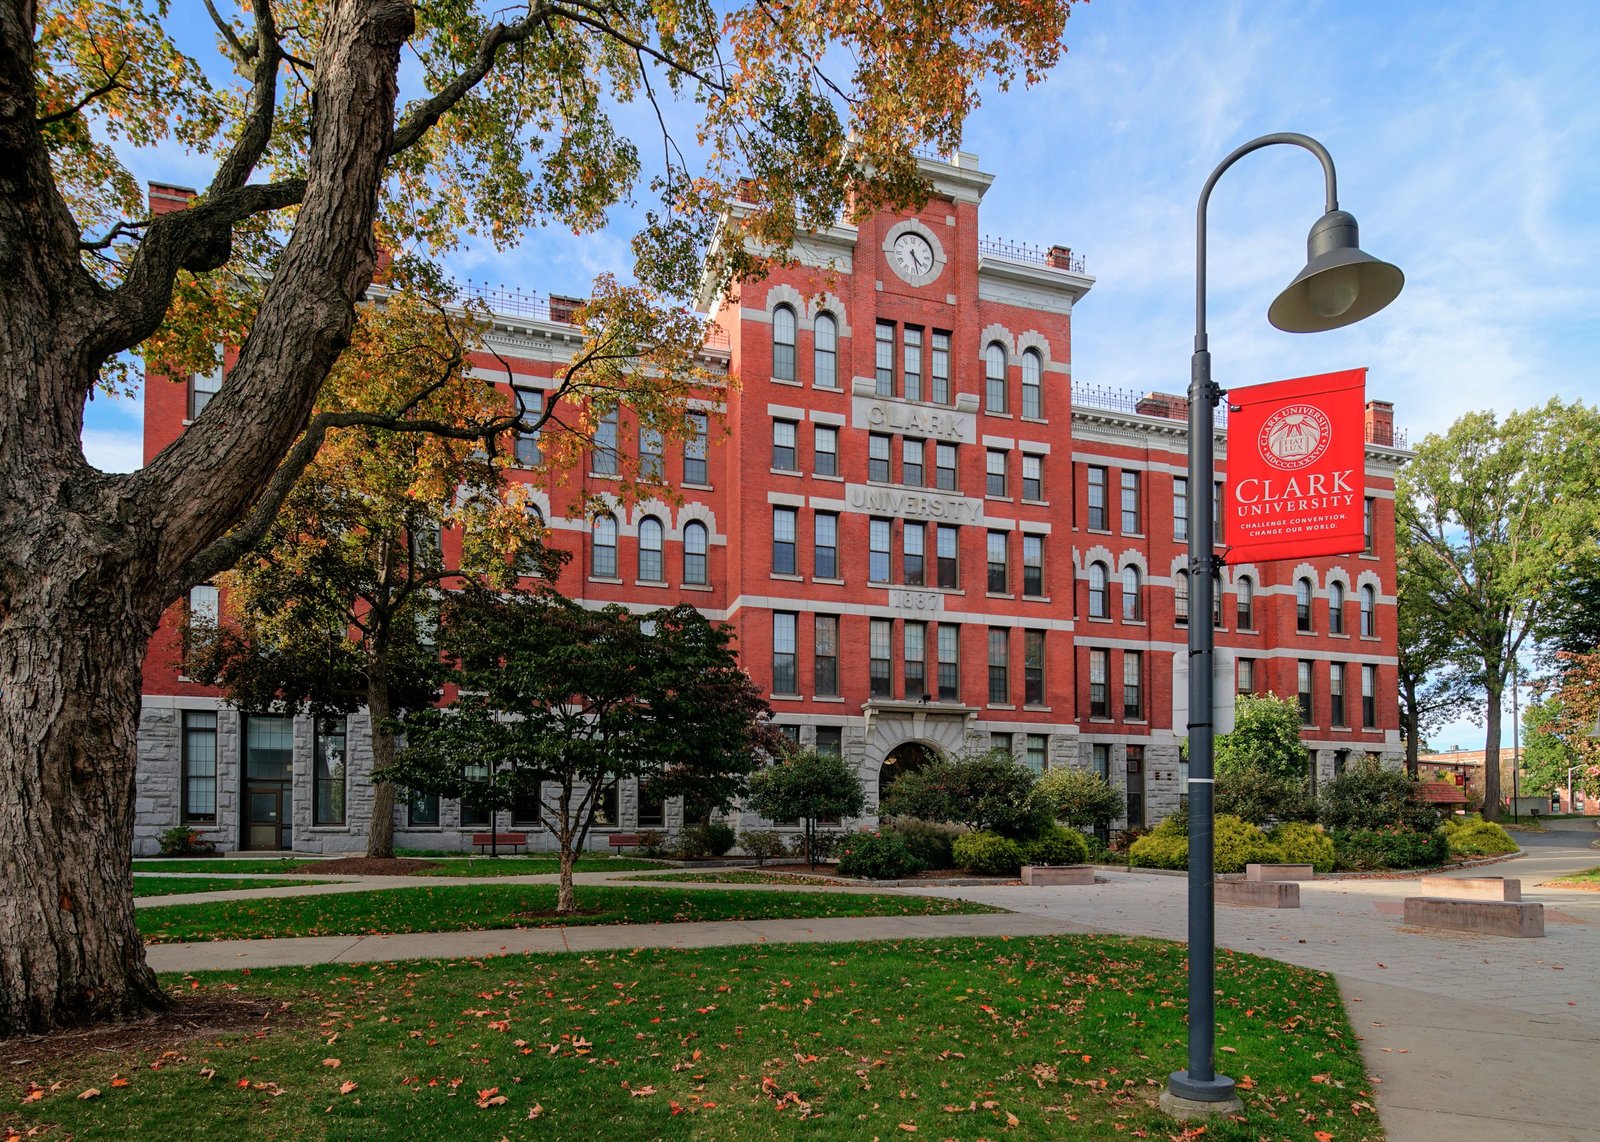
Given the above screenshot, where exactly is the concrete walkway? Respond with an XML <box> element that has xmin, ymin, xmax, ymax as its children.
<box><xmin>139</xmin><ymin>842</ymin><xmax>1600</xmax><ymax>1142</ymax></box>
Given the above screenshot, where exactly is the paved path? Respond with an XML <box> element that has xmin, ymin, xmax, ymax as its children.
<box><xmin>140</xmin><ymin>840</ymin><xmax>1600</xmax><ymax>1142</ymax></box>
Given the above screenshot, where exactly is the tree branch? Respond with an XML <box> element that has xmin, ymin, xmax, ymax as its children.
<box><xmin>34</xmin><ymin>68</ymin><xmax>127</xmax><ymax>128</ymax></box>
<box><xmin>202</xmin><ymin>0</ymin><xmax>255</xmax><ymax>62</ymax></box>
<box><xmin>210</xmin><ymin>0</ymin><xmax>283</xmax><ymax>194</ymax></box>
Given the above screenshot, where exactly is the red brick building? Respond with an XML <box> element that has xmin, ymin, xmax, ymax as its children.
<box><xmin>133</xmin><ymin>153</ymin><xmax>1408</xmax><ymax>854</ymax></box>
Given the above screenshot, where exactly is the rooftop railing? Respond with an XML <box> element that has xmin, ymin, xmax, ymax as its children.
<box><xmin>459</xmin><ymin>279</ymin><xmax>730</xmax><ymax>350</ymax></box>
<box><xmin>979</xmin><ymin>236</ymin><xmax>1087</xmax><ymax>275</ymax></box>
<box><xmin>1071</xmin><ymin>381</ymin><xmax>1409</xmax><ymax>447</ymax></box>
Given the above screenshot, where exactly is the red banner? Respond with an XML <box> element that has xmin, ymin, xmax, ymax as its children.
<box><xmin>1223</xmin><ymin>368</ymin><xmax>1366</xmax><ymax>564</ymax></box>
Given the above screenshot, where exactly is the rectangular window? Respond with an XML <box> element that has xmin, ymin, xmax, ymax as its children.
<box><xmin>1179</xmin><ymin>752</ymin><xmax>1190</xmax><ymax>811</ymax></box>
<box><xmin>1363</xmin><ymin>664</ymin><xmax>1377</xmax><ymax>728</ymax></box>
<box><xmin>773</xmin><ymin>612</ymin><xmax>798</xmax><ymax>694</ymax></box>
<box><xmin>594</xmin><ymin>784</ymin><xmax>619</xmax><ymax>828</ymax></box>
<box><xmin>935</xmin><ymin>443</ymin><xmax>958</xmax><ymax>491</ymax></box>
<box><xmin>189</xmin><ymin>363</ymin><xmax>223</xmax><ymax>419</ymax></box>
<box><xmin>684</xmin><ymin>412</ymin><xmax>708</xmax><ymax>485</ymax></box>
<box><xmin>814</xmin><ymin>512</ymin><xmax>838</xmax><ymax>579</ymax></box>
<box><xmin>986</xmin><ymin>530</ymin><xmax>1008</xmax><ymax>594</ymax></box>
<box><xmin>772</xmin><ymin>419</ymin><xmax>797</xmax><ymax>471</ymax></box>
<box><xmin>1238</xmin><ymin>656</ymin><xmax>1256</xmax><ymax>695</ymax></box>
<box><xmin>815</xmin><ymin>725</ymin><xmax>843</xmax><ymax>757</ymax></box>
<box><xmin>937</xmin><ymin>525</ymin><xmax>959</xmax><ymax>589</ymax></box>
<box><xmin>639</xmin><ymin>427</ymin><xmax>664</xmax><ymax>480</ymax></box>
<box><xmin>592</xmin><ymin>409</ymin><xmax>620</xmax><ymax>475</ymax></box>
<box><xmin>868</xmin><ymin>432</ymin><xmax>892</xmax><ymax>482</ymax></box>
<box><xmin>902</xmin><ymin>438</ymin><xmax>925</xmax><ymax>487</ymax></box>
<box><xmin>870</xmin><ymin>619</ymin><xmax>893</xmax><ymax>697</ymax></box>
<box><xmin>875</xmin><ymin>320</ymin><xmax>895</xmax><ymax>397</ymax></box>
<box><xmin>1024</xmin><ymin>629</ymin><xmax>1045</xmax><ymax>706</ymax></box>
<box><xmin>181</xmin><ymin>710</ymin><xmax>217</xmax><ymax>824</ymax></box>
<box><xmin>986</xmin><ymin>449</ymin><xmax>1008</xmax><ymax>497</ymax></box>
<box><xmin>904</xmin><ymin>621</ymin><xmax>927</xmax><ymax>700</ymax></box>
<box><xmin>1092</xmin><ymin>742</ymin><xmax>1111</xmax><ymax>781</ymax></box>
<box><xmin>931</xmin><ymin>331</ymin><xmax>952</xmax><ymax>404</ymax></box>
<box><xmin>1126</xmin><ymin>745</ymin><xmax>1146</xmax><ymax>829</ymax></box>
<box><xmin>1120</xmin><ymin>470</ymin><xmax>1141</xmax><ymax>534</ymax></box>
<box><xmin>513</xmin><ymin>388</ymin><xmax>543</xmax><ymax>466</ymax></box>
<box><xmin>772</xmin><ymin>507</ymin><xmax>797</xmax><ymax>575</ymax></box>
<box><xmin>1364</xmin><ymin>497</ymin><xmax>1376</xmax><ymax>553</ymax></box>
<box><xmin>1298</xmin><ymin>660</ymin><xmax>1314</xmax><ymax>724</ymax></box>
<box><xmin>313</xmin><ymin>716</ymin><xmax>346</xmax><ymax>826</ymax></box>
<box><xmin>1173</xmin><ymin>476</ymin><xmax>1189</xmax><ymax>541</ymax></box>
<box><xmin>1089</xmin><ymin>648</ymin><xmax>1109</xmax><ymax>717</ymax></box>
<box><xmin>1087</xmin><ymin>466</ymin><xmax>1108</xmax><ymax>530</ymax></box>
<box><xmin>990</xmin><ymin>731</ymin><xmax>1013</xmax><ymax>755</ymax></box>
<box><xmin>1022</xmin><ymin>534</ymin><xmax>1044</xmax><ymax>598</ymax></box>
<box><xmin>409</xmin><ymin>793</ymin><xmax>440</xmax><ymax>827</ymax></box>
<box><xmin>903</xmin><ymin>521</ymin><xmax>925</xmax><ymax>586</ymax></box>
<box><xmin>814</xmin><ymin>615</ymin><xmax>839</xmax><ymax>697</ymax></box>
<box><xmin>903</xmin><ymin>326</ymin><xmax>923</xmax><ymax>402</ymax></box>
<box><xmin>869</xmin><ymin>518</ymin><xmax>891</xmax><ymax>583</ymax></box>
<box><xmin>1123</xmin><ymin>650</ymin><xmax>1143</xmax><ymax>719</ymax></box>
<box><xmin>1025</xmin><ymin>734</ymin><xmax>1048</xmax><ymax>774</ymax></box>
<box><xmin>188</xmin><ymin>583</ymin><xmax>219</xmax><ymax>631</ymax></box>
<box><xmin>1022</xmin><ymin>454</ymin><xmax>1042</xmax><ymax>501</ymax></box>
<box><xmin>1330</xmin><ymin>662</ymin><xmax>1347</xmax><ymax>726</ymax></box>
<box><xmin>937</xmin><ymin>625</ymin><xmax>960</xmax><ymax>700</ymax></box>
<box><xmin>988</xmin><ymin>628</ymin><xmax>1010</xmax><ymax>704</ymax></box>
<box><xmin>1214</xmin><ymin>480</ymin><xmax>1225</xmax><ymax>539</ymax></box>
<box><xmin>814</xmin><ymin>424</ymin><xmax>838</xmax><ymax>477</ymax></box>
<box><xmin>638</xmin><ymin>791</ymin><xmax>666</xmax><ymax>828</ymax></box>
<box><xmin>460</xmin><ymin>759</ymin><xmax>491</xmax><ymax>827</ymax></box>
<box><xmin>245</xmin><ymin>714</ymin><xmax>293</xmax><ymax>780</ymax></box>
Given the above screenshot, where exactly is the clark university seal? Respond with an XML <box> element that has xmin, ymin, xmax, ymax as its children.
<box><xmin>1257</xmin><ymin>403</ymin><xmax>1332</xmax><ymax>471</ymax></box>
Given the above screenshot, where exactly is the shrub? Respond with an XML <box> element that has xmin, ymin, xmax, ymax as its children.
<box><xmin>1216</xmin><ymin>768</ymin><xmax>1315</xmax><ymax>825</ymax></box>
<box><xmin>1031</xmin><ymin>769</ymin><xmax>1122</xmax><ymax>830</ymax></box>
<box><xmin>1022</xmin><ymin>825</ymin><xmax>1089</xmax><ymax>867</ymax></box>
<box><xmin>952</xmin><ymin>831</ymin><xmax>1026</xmax><ymax>876</ymax></box>
<box><xmin>1443</xmin><ymin>819</ymin><xmax>1519</xmax><ymax>857</ymax></box>
<box><xmin>836</xmin><ymin>832</ymin><xmax>923</xmax><ymax>880</ymax></box>
<box><xmin>882</xmin><ymin>817</ymin><xmax>962</xmax><ymax>871</ymax></box>
<box><xmin>1128</xmin><ymin>815</ymin><xmax>1281</xmax><ymax>873</ymax></box>
<box><xmin>1334</xmin><ymin>826</ymin><xmax>1449</xmax><ymax>870</ymax></box>
<box><xmin>880</xmin><ymin>748</ymin><xmax>1047</xmax><ymax>837</ymax></box>
<box><xmin>747</xmin><ymin>749</ymin><xmax>867</xmax><ymax>869</ymax></box>
<box><xmin>636</xmin><ymin>829</ymin><xmax>668</xmax><ymax>857</ymax></box>
<box><xmin>157</xmin><ymin>826</ymin><xmax>215</xmax><ymax>857</ymax></box>
<box><xmin>675</xmin><ymin>821</ymin><xmax>737</xmax><ymax>859</ymax></box>
<box><xmin>1110</xmin><ymin>825</ymin><xmax>1150</xmax><ymax>855</ymax></box>
<box><xmin>787</xmin><ymin>830</ymin><xmax>844</xmax><ymax>864</ymax></box>
<box><xmin>738</xmin><ymin>830</ymin><xmax>788</xmax><ymax>866</ymax></box>
<box><xmin>1267</xmin><ymin>821</ymin><xmax>1336</xmax><ymax>872</ymax></box>
<box><xmin>1319</xmin><ymin>758</ymin><xmax>1438</xmax><ymax>833</ymax></box>
<box><xmin>1215</xmin><ymin>694</ymin><xmax>1311</xmax><ymax>784</ymax></box>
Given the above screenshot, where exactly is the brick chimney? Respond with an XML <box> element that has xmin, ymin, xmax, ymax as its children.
<box><xmin>147</xmin><ymin>182</ymin><xmax>196</xmax><ymax>216</ymax></box>
<box><xmin>1136</xmin><ymin>392</ymin><xmax>1189</xmax><ymax>421</ymax></box>
<box><xmin>1365</xmin><ymin>400</ymin><xmax>1394</xmax><ymax>447</ymax></box>
<box><xmin>1047</xmin><ymin>244</ymin><xmax>1076</xmax><ymax>270</ymax></box>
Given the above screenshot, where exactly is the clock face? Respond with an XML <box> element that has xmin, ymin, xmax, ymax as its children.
<box><xmin>892</xmin><ymin>231</ymin><xmax>935</xmax><ymax>278</ymax></box>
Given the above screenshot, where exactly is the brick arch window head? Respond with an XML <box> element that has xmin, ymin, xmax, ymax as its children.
<box><xmin>772</xmin><ymin>304</ymin><xmax>797</xmax><ymax>381</ymax></box>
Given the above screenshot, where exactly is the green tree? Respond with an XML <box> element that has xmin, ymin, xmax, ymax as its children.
<box><xmin>1214</xmin><ymin>693</ymin><xmax>1309</xmax><ymax>786</ymax></box>
<box><xmin>1031</xmin><ymin>768</ymin><xmax>1122</xmax><ymax>832</ymax></box>
<box><xmin>1521</xmin><ymin>656</ymin><xmax>1600</xmax><ymax>804</ymax></box>
<box><xmin>383</xmin><ymin>587</ymin><xmax>778</xmax><ymax>913</ymax></box>
<box><xmin>1396</xmin><ymin>525</ymin><xmax>1474</xmax><ymax>774</ymax></box>
<box><xmin>1399</xmin><ymin>400</ymin><xmax>1600</xmax><ymax>819</ymax></box>
<box><xmin>1</xmin><ymin>0</ymin><xmax>1081</xmax><ymax>1032</ymax></box>
<box><xmin>880</xmin><ymin>748</ymin><xmax>1045</xmax><ymax>837</ymax></box>
<box><xmin>746</xmin><ymin>749</ymin><xmax>866</xmax><ymax>870</ymax></box>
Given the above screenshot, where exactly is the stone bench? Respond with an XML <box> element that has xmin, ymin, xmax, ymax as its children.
<box><xmin>1021</xmin><ymin>864</ymin><xmax>1094</xmax><ymax>886</ymax></box>
<box><xmin>1403</xmin><ymin>897</ymin><xmax>1544</xmax><ymax>938</ymax></box>
<box><xmin>1216</xmin><ymin>880</ymin><xmax>1300</xmax><ymax>908</ymax></box>
<box><xmin>1246</xmin><ymin>863</ymin><xmax>1316</xmax><ymax>882</ymax></box>
<box><xmin>1417</xmin><ymin>875</ymin><xmax>1521</xmax><ymax>901</ymax></box>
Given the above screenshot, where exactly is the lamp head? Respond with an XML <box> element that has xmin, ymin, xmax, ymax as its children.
<box><xmin>1268</xmin><ymin>209</ymin><xmax>1404</xmax><ymax>333</ymax></box>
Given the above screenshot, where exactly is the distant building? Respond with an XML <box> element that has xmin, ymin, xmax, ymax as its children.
<box><xmin>132</xmin><ymin>153</ymin><xmax>1409</xmax><ymax>854</ymax></box>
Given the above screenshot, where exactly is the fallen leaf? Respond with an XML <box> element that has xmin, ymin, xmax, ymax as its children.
<box><xmin>78</xmin><ymin>1089</ymin><xmax>101</xmax><ymax>1100</ymax></box>
<box><xmin>526</xmin><ymin>1104</ymin><xmax>544</xmax><ymax>1119</ymax></box>
<box><xmin>630</xmin><ymin>1086</ymin><xmax>657</xmax><ymax>1098</ymax></box>
<box><xmin>1007</xmin><ymin>1110</ymin><xmax>1021</xmax><ymax>1126</ymax></box>
<box><xmin>1315</xmin><ymin>1132</ymin><xmax>1334</xmax><ymax>1142</ymax></box>
<box><xmin>322</xmin><ymin>1058</ymin><xmax>341</xmax><ymax>1069</ymax></box>
<box><xmin>339</xmin><ymin>1081</ymin><xmax>358</xmax><ymax>1095</ymax></box>
<box><xmin>110</xmin><ymin>1076</ymin><xmax>129</xmax><ymax>1088</ymax></box>
<box><xmin>897</xmin><ymin>1125</ymin><xmax>918</xmax><ymax>1133</ymax></box>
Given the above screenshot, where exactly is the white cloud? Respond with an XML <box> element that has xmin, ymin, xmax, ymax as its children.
<box><xmin>81</xmin><ymin>428</ymin><xmax>144</xmax><ymax>474</ymax></box>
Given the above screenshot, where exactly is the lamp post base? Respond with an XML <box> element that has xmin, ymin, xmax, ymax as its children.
<box><xmin>1163</xmin><ymin>1073</ymin><xmax>1242</xmax><ymax>1120</ymax></box>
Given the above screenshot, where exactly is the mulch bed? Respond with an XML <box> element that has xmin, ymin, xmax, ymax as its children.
<box><xmin>287</xmin><ymin>857</ymin><xmax>441</xmax><ymax>876</ymax></box>
<box><xmin>2</xmin><ymin>994</ymin><xmax>294</xmax><ymax>1074</ymax></box>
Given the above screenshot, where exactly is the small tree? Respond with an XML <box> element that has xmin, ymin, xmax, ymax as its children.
<box><xmin>384</xmin><ymin>587</ymin><xmax>778</xmax><ymax>912</ymax></box>
<box><xmin>746</xmin><ymin>749</ymin><xmax>866</xmax><ymax>869</ymax></box>
<box><xmin>1214</xmin><ymin>694</ymin><xmax>1310</xmax><ymax>786</ymax></box>
<box><xmin>1318</xmin><ymin>757</ymin><xmax>1438</xmax><ymax>834</ymax></box>
<box><xmin>880</xmin><ymin>748</ymin><xmax>1045</xmax><ymax>837</ymax></box>
<box><xmin>1031</xmin><ymin>768</ymin><xmax>1122</xmax><ymax>832</ymax></box>
<box><xmin>1214</xmin><ymin>769</ymin><xmax>1315</xmax><ymax>826</ymax></box>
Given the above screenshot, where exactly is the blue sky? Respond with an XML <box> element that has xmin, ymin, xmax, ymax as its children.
<box><xmin>82</xmin><ymin>0</ymin><xmax>1600</xmax><ymax>750</ymax></box>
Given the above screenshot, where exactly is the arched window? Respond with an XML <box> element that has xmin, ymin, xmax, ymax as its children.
<box><xmin>1236</xmin><ymin>575</ymin><xmax>1254</xmax><ymax>629</ymax></box>
<box><xmin>1122</xmin><ymin>565</ymin><xmax>1142</xmax><ymax>621</ymax></box>
<box><xmin>683</xmin><ymin>521</ymin><xmax>709</xmax><ymax>585</ymax></box>
<box><xmin>638</xmin><ymin>516</ymin><xmax>664</xmax><ymax>581</ymax></box>
<box><xmin>813</xmin><ymin>312</ymin><xmax>837</xmax><ymax>389</ymax></box>
<box><xmin>592</xmin><ymin>514</ymin><xmax>618</xmax><ymax>579</ymax></box>
<box><xmin>1329</xmin><ymin>581</ymin><xmax>1346</xmax><ymax>634</ymax></box>
<box><xmin>1087</xmin><ymin>562</ymin><xmax>1109</xmax><ymax>618</ymax></box>
<box><xmin>985</xmin><ymin>342</ymin><xmax>1008</xmax><ymax>413</ymax></box>
<box><xmin>1021</xmin><ymin>348</ymin><xmax>1043</xmax><ymax>419</ymax></box>
<box><xmin>772</xmin><ymin>304</ymin><xmax>797</xmax><ymax>382</ymax></box>
<box><xmin>517</xmin><ymin>505</ymin><xmax>546</xmax><ymax>576</ymax></box>
<box><xmin>1360</xmin><ymin>585</ymin><xmax>1376</xmax><ymax>636</ymax></box>
<box><xmin>1175</xmin><ymin>569</ymin><xmax>1190</xmax><ymax>625</ymax></box>
<box><xmin>1296</xmin><ymin>577</ymin><xmax>1314</xmax><ymax>632</ymax></box>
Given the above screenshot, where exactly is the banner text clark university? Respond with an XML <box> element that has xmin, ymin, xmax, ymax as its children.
<box><xmin>1224</xmin><ymin>368</ymin><xmax>1367</xmax><ymax>564</ymax></box>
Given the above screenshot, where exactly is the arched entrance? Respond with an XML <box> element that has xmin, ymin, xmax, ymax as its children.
<box><xmin>878</xmin><ymin>740</ymin><xmax>939</xmax><ymax>806</ymax></box>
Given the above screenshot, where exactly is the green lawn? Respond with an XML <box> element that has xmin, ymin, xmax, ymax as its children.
<box><xmin>137</xmin><ymin>884</ymin><xmax>1000</xmax><ymax>943</ymax></box>
<box><xmin>1545</xmin><ymin>865</ymin><xmax>1600</xmax><ymax>887</ymax></box>
<box><xmin>132</xmin><ymin>859</ymin><xmax>312</xmax><ymax>874</ymax></box>
<box><xmin>416</xmin><ymin>856</ymin><xmax>670</xmax><ymax>876</ymax></box>
<box><xmin>133</xmin><ymin>877</ymin><xmax>329</xmax><ymax>898</ymax></box>
<box><xmin>625</xmin><ymin>870</ymin><xmax>846</xmax><ymax>886</ymax></box>
<box><xmin>8</xmin><ymin>936</ymin><xmax>1379</xmax><ymax>1141</ymax></box>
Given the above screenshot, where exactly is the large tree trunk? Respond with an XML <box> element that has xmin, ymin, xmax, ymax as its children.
<box><xmin>0</xmin><ymin>577</ymin><xmax>166</xmax><ymax>1035</ymax></box>
<box><xmin>1482</xmin><ymin>684</ymin><xmax>1503</xmax><ymax>821</ymax></box>
<box><xmin>365</xmin><ymin>665</ymin><xmax>397</xmax><ymax>860</ymax></box>
<box><xmin>555</xmin><ymin>782</ymin><xmax>577</xmax><ymax>914</ymax></box>
<box><xmin>1401</xmin><ymin>678</ymin><xmax>1421</xmax><ymax>776</ymax></box>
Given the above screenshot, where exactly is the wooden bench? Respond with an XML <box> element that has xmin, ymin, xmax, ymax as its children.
<box><xmin>608</xmin><ymin>833</ymin><xmax>644</xmax><ymax>851</ymax></box>
<box><xmin>470</xmin><ymin>832</ymin><xmax>528</xmax><ymax>854</ymax></box>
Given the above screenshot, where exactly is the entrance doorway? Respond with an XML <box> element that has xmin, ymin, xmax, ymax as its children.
<box><xmin>242</xmin><ymin>714</ymin><xmax>294</xmax><ymax>851</ymax></box>
<box><xmin>878</xmin><ymin>741</ymin><xmax>939</xmax><ymax>806</ymax></box>
<box><xmin>245</xmin><ymin>784</ymin><xmax>290</xmax><ymax>851</ymax></box>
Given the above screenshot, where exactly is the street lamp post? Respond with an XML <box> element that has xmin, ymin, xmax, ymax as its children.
<box><xmin>1164</xmin><ymin>133</ymin><xmax>1402</xmax><ymax>1116</ymax></box>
